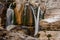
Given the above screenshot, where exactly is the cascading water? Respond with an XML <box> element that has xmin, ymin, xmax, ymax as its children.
<box><xmin>6</xmin><ymin>3</ymin><xmax>14</xmax><ymax>26</ymax></box>
<box><xmin>6</xmin><ymin>3</ymin><xmax>16</xmax><ymax>31</ymax></box>
<box><xmin>34</xmin><ymin>6</ymin><xmax>40</xmax><ymax>36</ymax></box>
<box><xmin>31</xmin><ymin>5</ymin><xmax>41</xmax><ymax>36</ymax></box>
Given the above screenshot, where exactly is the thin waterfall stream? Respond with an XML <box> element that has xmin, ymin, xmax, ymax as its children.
<box><xmin>31</xmin><ymin>6</ymin><xmax>41</xmax><ymax>36</ymax></box>
<box><xmin>34</xmin><ymin>6</ymin><xmax>40</xmax><ymax>36</ymax></box>
<box><xmin>6</xmin><ymin>3</ymin><xmax>15</xmax><ymax>31</ymax></box>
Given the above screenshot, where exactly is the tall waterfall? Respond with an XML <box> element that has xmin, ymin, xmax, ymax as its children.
<box><xmin>6</xmin><ymin>3</ymin><xmax>14</xmax><ymax>26</ymax></box>
<box><xmin>31</xmin><ymin>6</ymin><xmax>41</xmax><ymax>36</ymax></box>
<box><xmin>34</xmin><ymin>6</ymin><xmax>40</xmax><ymax>36</ymax></box>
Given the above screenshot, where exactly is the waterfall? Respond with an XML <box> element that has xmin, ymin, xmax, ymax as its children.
<box><xmin>6</xmin><ymin>3</ymin><xmax>14</xmax><ymax>26</ymax></box>
<box><xmin>34</xmin><ymin>6</ymin><xmax>40</xmax><ymax>36</ymax></box>
<box><xmin>31</xmin><ymin>6</ymin><xmax>41</xmax><ymax>36</ymax></box>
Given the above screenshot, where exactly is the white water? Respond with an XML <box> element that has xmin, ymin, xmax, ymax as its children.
<box><xmin>31</xmin><ymin>6</ymin><xmax>40</xmax><ymax>36</ymax></box>
<box><xmin>6</xmin><ymin>3</ymin><xmax>15</xmax><ymax>31</ymax></box>
<box><xmin>34</xmin><ymin>6</ymin><xmax>40</xmax><ymax>36</ymax></box>
<box><xmin>6</xmin><ymin>3</ymin><xmax>14</xmax><ymax>26</ymax></box>
<box><xmin>6</xmin><ymin>25</ymin><xmax>16</xmax><ymax>31</ymax></box>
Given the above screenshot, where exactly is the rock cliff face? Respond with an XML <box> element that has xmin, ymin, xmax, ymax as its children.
<box><xmin>0</xmin><ymin>0</ymin><xmax>60</xmax><ymax>40</ymax></box>
<box><xmin>45</xmin><ymin>0</ymin><xmax>60</xmax><ymax>18</ymax></box>
<box><xmin>46</xmin><ymin>0</ymin><xmax>60</xmax><ymax>9</ymax></box>
<box><xmin>40</xmin><ymin>0</ymin><xmax>60</xmax><ymax>30</ymax></box>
